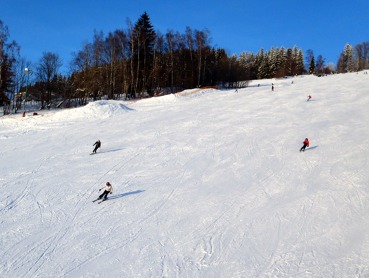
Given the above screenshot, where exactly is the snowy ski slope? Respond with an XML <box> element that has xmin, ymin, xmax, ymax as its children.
<box><xmin>1</xmin><ymin>72</ymin><xmax>369</xmax><ymax>277</ymax></box>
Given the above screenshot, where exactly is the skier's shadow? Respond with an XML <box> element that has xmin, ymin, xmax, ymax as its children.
<box><xmin>109</xmin><ymin>190</ymin><xmax>145</xmax><ymax>200</ymax></box>
<box><xmin>100</xmin><ymin>148</ymin><xmax>123</xmax><ymax>154</ymax></box>
<box><xmin>306</xmin><ymin>145</ymin><xmax>319</xmax><ymax>151</ymax></box>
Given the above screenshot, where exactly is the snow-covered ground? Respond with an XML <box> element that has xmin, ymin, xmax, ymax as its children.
<box><xmin>1</xmin><ymin>72</ymin><xmax>369</xmax><ymax>277</ymax></box>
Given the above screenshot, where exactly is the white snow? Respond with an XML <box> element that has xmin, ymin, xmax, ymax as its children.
<box><xmin>1</xmin><ymin>72</ymin><xmax>369</xmax><ymax>277</ymax></box>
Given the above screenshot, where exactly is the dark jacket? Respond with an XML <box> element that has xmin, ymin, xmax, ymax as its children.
<box><xmin>94</xmin><ymin>140</ymin><xmax>101</xmax><ymax>148</ymax></box>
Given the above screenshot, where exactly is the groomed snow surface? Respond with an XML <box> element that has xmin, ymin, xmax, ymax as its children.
<box><xmin>1</xmin><ymin>72</ymin><xmax>369</xmax><ymax>277</ymax></box>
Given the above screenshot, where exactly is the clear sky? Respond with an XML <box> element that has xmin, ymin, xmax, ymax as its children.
<box><xmin>2</xmin><ymin>0</ymin><xmax>369</xmax><ymax>74</ymax></box>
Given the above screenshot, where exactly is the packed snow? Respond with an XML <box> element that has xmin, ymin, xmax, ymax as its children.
<box><xmin>1</xmin><ymin>72</ymin><xmax>369</xmax><ymax>277</ymax></box>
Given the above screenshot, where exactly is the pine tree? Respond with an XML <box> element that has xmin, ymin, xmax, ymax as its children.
<box><xmin>309</xmin><ymin>56</ymin><xmax>315</xmax><ymax>74</ymax></box>
<box><xmin>305</xmin><ymin>49</ymin><xmax>314</xmax><ymax>73</ymax></box>
<box><xmin>285</xmin><ymin>48</ymin><xmax>293</xmax><ymax>76</ymax></box>
<box><xmin>0</xmin><ymin>20</ymin><xmax>17</xmax><ymax>108</ymax></box>
<box><xmin>258</xmin><ymin>50</ymin><xmax>270</xmax><ymax>79</ymax></box>
<box><xmin>296</xmin><ymin>49</ymin><xmax>304</xmax><ymax>75</ymax></box>
<box><xmin>132</xmin><ymin>12</ymin><xmax>156</xmax><ymax>96</ymax></box>
<box><xmin>291</xmin><ymin>46</ymin><xmax>299</xmax><ymax>75</ymax></box>
<box><xmin>344</xmin><ymin>44</ymin><xmax>355</xmax><ymax>72</ymax></box>
<box><xmin>255</xmin><ymin>48</ymin><xmax>265</xmax><ymax>79</ymax></box>
<box><xmin>337</xmin><ymin>44</ymin><xmax>355</xmax><ymax>73</ymax></box>
<box><xmin>0</xmin><ymin>54</ymin><xmax>14</xmax><ymax>106</ymax></box>
<box><xmin>275</xmin><ymin>47</ymin><xmax>286</xmax><ymax>77</ymax></box>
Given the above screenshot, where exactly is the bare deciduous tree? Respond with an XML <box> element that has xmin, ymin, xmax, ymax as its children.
<box><xmin>36</xmin><ymin>52</ymin><xmax>62</xmax><ymax>107</ymax></box>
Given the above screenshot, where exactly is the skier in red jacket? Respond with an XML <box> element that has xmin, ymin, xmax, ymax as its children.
<box><xmin>300</xmin><ymin>138</ymin><xmax>310</xmax><ymax>152</ymax></box>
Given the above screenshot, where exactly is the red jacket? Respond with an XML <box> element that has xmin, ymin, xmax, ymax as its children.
<box><xmin>303</xmin><ymin>139</ymin><xmax>309</xmax><ymax>146</ymax></box>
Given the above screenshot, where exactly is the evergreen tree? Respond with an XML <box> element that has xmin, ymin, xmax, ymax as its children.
<box><xmin>0</xmin><ymin>54</ymin><xmax>14</xmax><ymax>106</ymax></box>
<box><xmin>132</xmin><ymin>12</ymin><xmax>156</xmax><ymax>96</ymax></box>
<box><xmin>296</xmin><ymin>49</ymin><xmax>305</xmax><ymax>75</ymax></box>
<box><xmin>0</xmin><ymin>20</ymin><xmax>18</xmax><ymax>108</ymax></box>
<box><xmin>285</xmin><ymin>48</ymin><xmax>293</xmax><ymax>76</ymax></box>
<box><xmin>345</xmin><ymin>44</ymin><xmax>355</xmax><ymax>72</ymax></box>
<box><xmin>275</xmin><ymin>47</ymin><xmax>286</xmax><ymax>77</ymax></box>
<box><xmin>337</xmin><ymin>43</ymin><xmax>355</xmax><ymax>73</ymax></box>
<box><xmin>268</xmin><ymin>47</ymin><xmax>277</xmax><ymax>77</ymax></box>
<box><xmin>238</xmin><ymin>51</ymin><xmax>256</xmax><ymax>80</ymax></box>
<box><xmin>291</xmin><ymin>46</ymin><xmax>299</xmax><ymax>75</ymax></box>
<box><xmin>305</xmin><ymin>49</ymin><xmax>314</xmax><ymax>73</ymax></box>
<box><xmin>309</xmin><ymin>56</ymin><xmax>315</xmax><ymax>74</ymax></box>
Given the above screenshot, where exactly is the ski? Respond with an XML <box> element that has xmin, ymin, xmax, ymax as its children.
<box><xmin>92</xmin><ymin>198</ymin><xmax>100</xmax><ymax>202</ymax></box>
<box><xmin>98</xmin><ymin>198</ymin><xmax>108</xmax><ymax>204</ymax></box>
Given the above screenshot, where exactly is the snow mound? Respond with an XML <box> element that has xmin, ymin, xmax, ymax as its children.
<box><xmin>177</xmin><ymin>88</ymin><xmax>218</xmax><ymax>97</ymax></box>
<box><xmin>136</xmin><ymin>89</ymin><xmax>218</xmax><ymax>106</ymax></box>
<box><xmin>0</xmin><ymin>101</ymin><xmax>134</xmax><ymax>133</ymax></box>
<box><xmin>136</xmin><ymin>94</ymin><xmax>178</xmax><ymax>106</ymax></box>
<box><xmin>52</xmin><ymin>100</ymin><xmax>134</xmax><ymax>121</ymax></box>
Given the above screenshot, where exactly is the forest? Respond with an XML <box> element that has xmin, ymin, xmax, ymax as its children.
<box><xmin>1</xmin><ymin>12</ymin><xmax>369</xmax><ymax>114</ymax></box>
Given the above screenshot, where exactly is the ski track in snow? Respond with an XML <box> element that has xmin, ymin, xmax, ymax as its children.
<box><xmin>1</xmin><ymin>73</ymin><xmax>369</xmax><ymax>277</ymax></box>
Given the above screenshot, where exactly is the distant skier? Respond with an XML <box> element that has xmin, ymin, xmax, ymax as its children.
<box><xmin>272</xmin><ymin>83</ymin><xmax>274</xmax><ymax>91</ymax></box>
<box><xmin>300</xmin><ymin>138</ymin><xmax>310</xmax><ymax>152</ymax></box>
<box><xmin>97</xmin><ymin>182</ymin><xmax>113</xmax><ymax>201</ymax></box>
<box><xmin>92</xmin><ymin>140</ymin><xmax>101</xmax><ymax>153</ymax></box>
<box><xmin>307</xmin><ymin>95</ymin><xmax>312</xmax><ymax>101</ymax></box>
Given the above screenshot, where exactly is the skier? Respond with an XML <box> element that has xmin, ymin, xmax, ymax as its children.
<box><xmin>97</xmin><ymin>182</ymin><xmax>113</xmax><ymax>200</ymax></box>
<box><xmin>272</xmin><ymin>83</ymin><xmax>274</xmax><ymax>91</ymax></box>
<box><xmin>300</xmin><ymin>138</ymin><xmax>310</xmax><ymax>152</ymax></box>
<box><xmin>307</xmin><ymin>95</ymin><xmax>312</xmax><ymax>101</ymax></box>
<box><xmin>92</xmin><ymin>140</ymin><xmax>101</xmax><ymax>153</ymax></box>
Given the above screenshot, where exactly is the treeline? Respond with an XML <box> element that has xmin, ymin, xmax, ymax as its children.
<box><xmin>1</xmin><ymin>13</ymin><xmax>369</xmax><ymax>113</ymax></box>
<box><xmin>238</xmin><ymin>46</ymin><xmax>305</xmax><ymax>80</ymax></box>
<box><xmin>337</xmin><ymin>42</ymin><xmax>369</xmax><ymax>73</ymax></box>
<box><xmin>70</xmin><ymin>12</ymin><xmax>243</xmax><ymax>100</ymax></box>
<box><xmin>68</xmin><ymin>13</ymin><xmax>309</xmax><ymax>100</ymax></box>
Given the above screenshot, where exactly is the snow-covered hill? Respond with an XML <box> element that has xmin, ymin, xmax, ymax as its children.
<box><xmin>1</xmin><ymin>72</ymin><xmax>369</xmax><ymax>277</ymax></box>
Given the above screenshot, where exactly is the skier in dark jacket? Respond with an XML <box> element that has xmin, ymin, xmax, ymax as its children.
<box><xmin>300</xmin><ymin>138</ymin><xmax>310</xmax><ymax>152</ymax></box>
<box><xmin>98</xmin><ymin>182</ymin><xmax>113</xmax><ymax>200</ymax></box>
<box><xmin>92</xmin><ymin>140</ymin><xmax>101</xmax><ymax>153</ymax></box>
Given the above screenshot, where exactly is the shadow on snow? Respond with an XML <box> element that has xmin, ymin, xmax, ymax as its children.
<box><xmin>109</xmin><ymin>190</ymin><xmax>145</xmax><ymax>200</ymax></box>
<box><xmin>92</xmin><ymin>148</ymin><xmax>123</xmax><ymax>155</ymax></box>
<box><xmin>306</xmin><ymin>145</ymin><xmax>319</xmax><ymax>151</ymax></box>
<box><xmin>101</xmin><ymin>148</ymin><xmax>124</xmax><ymax>154</ymax></box>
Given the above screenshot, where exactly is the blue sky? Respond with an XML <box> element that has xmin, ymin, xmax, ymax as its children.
<box><xmin>2</xmin><ymin>0</ymin><xmax>368</xmax><ymax>74</ymax></box>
